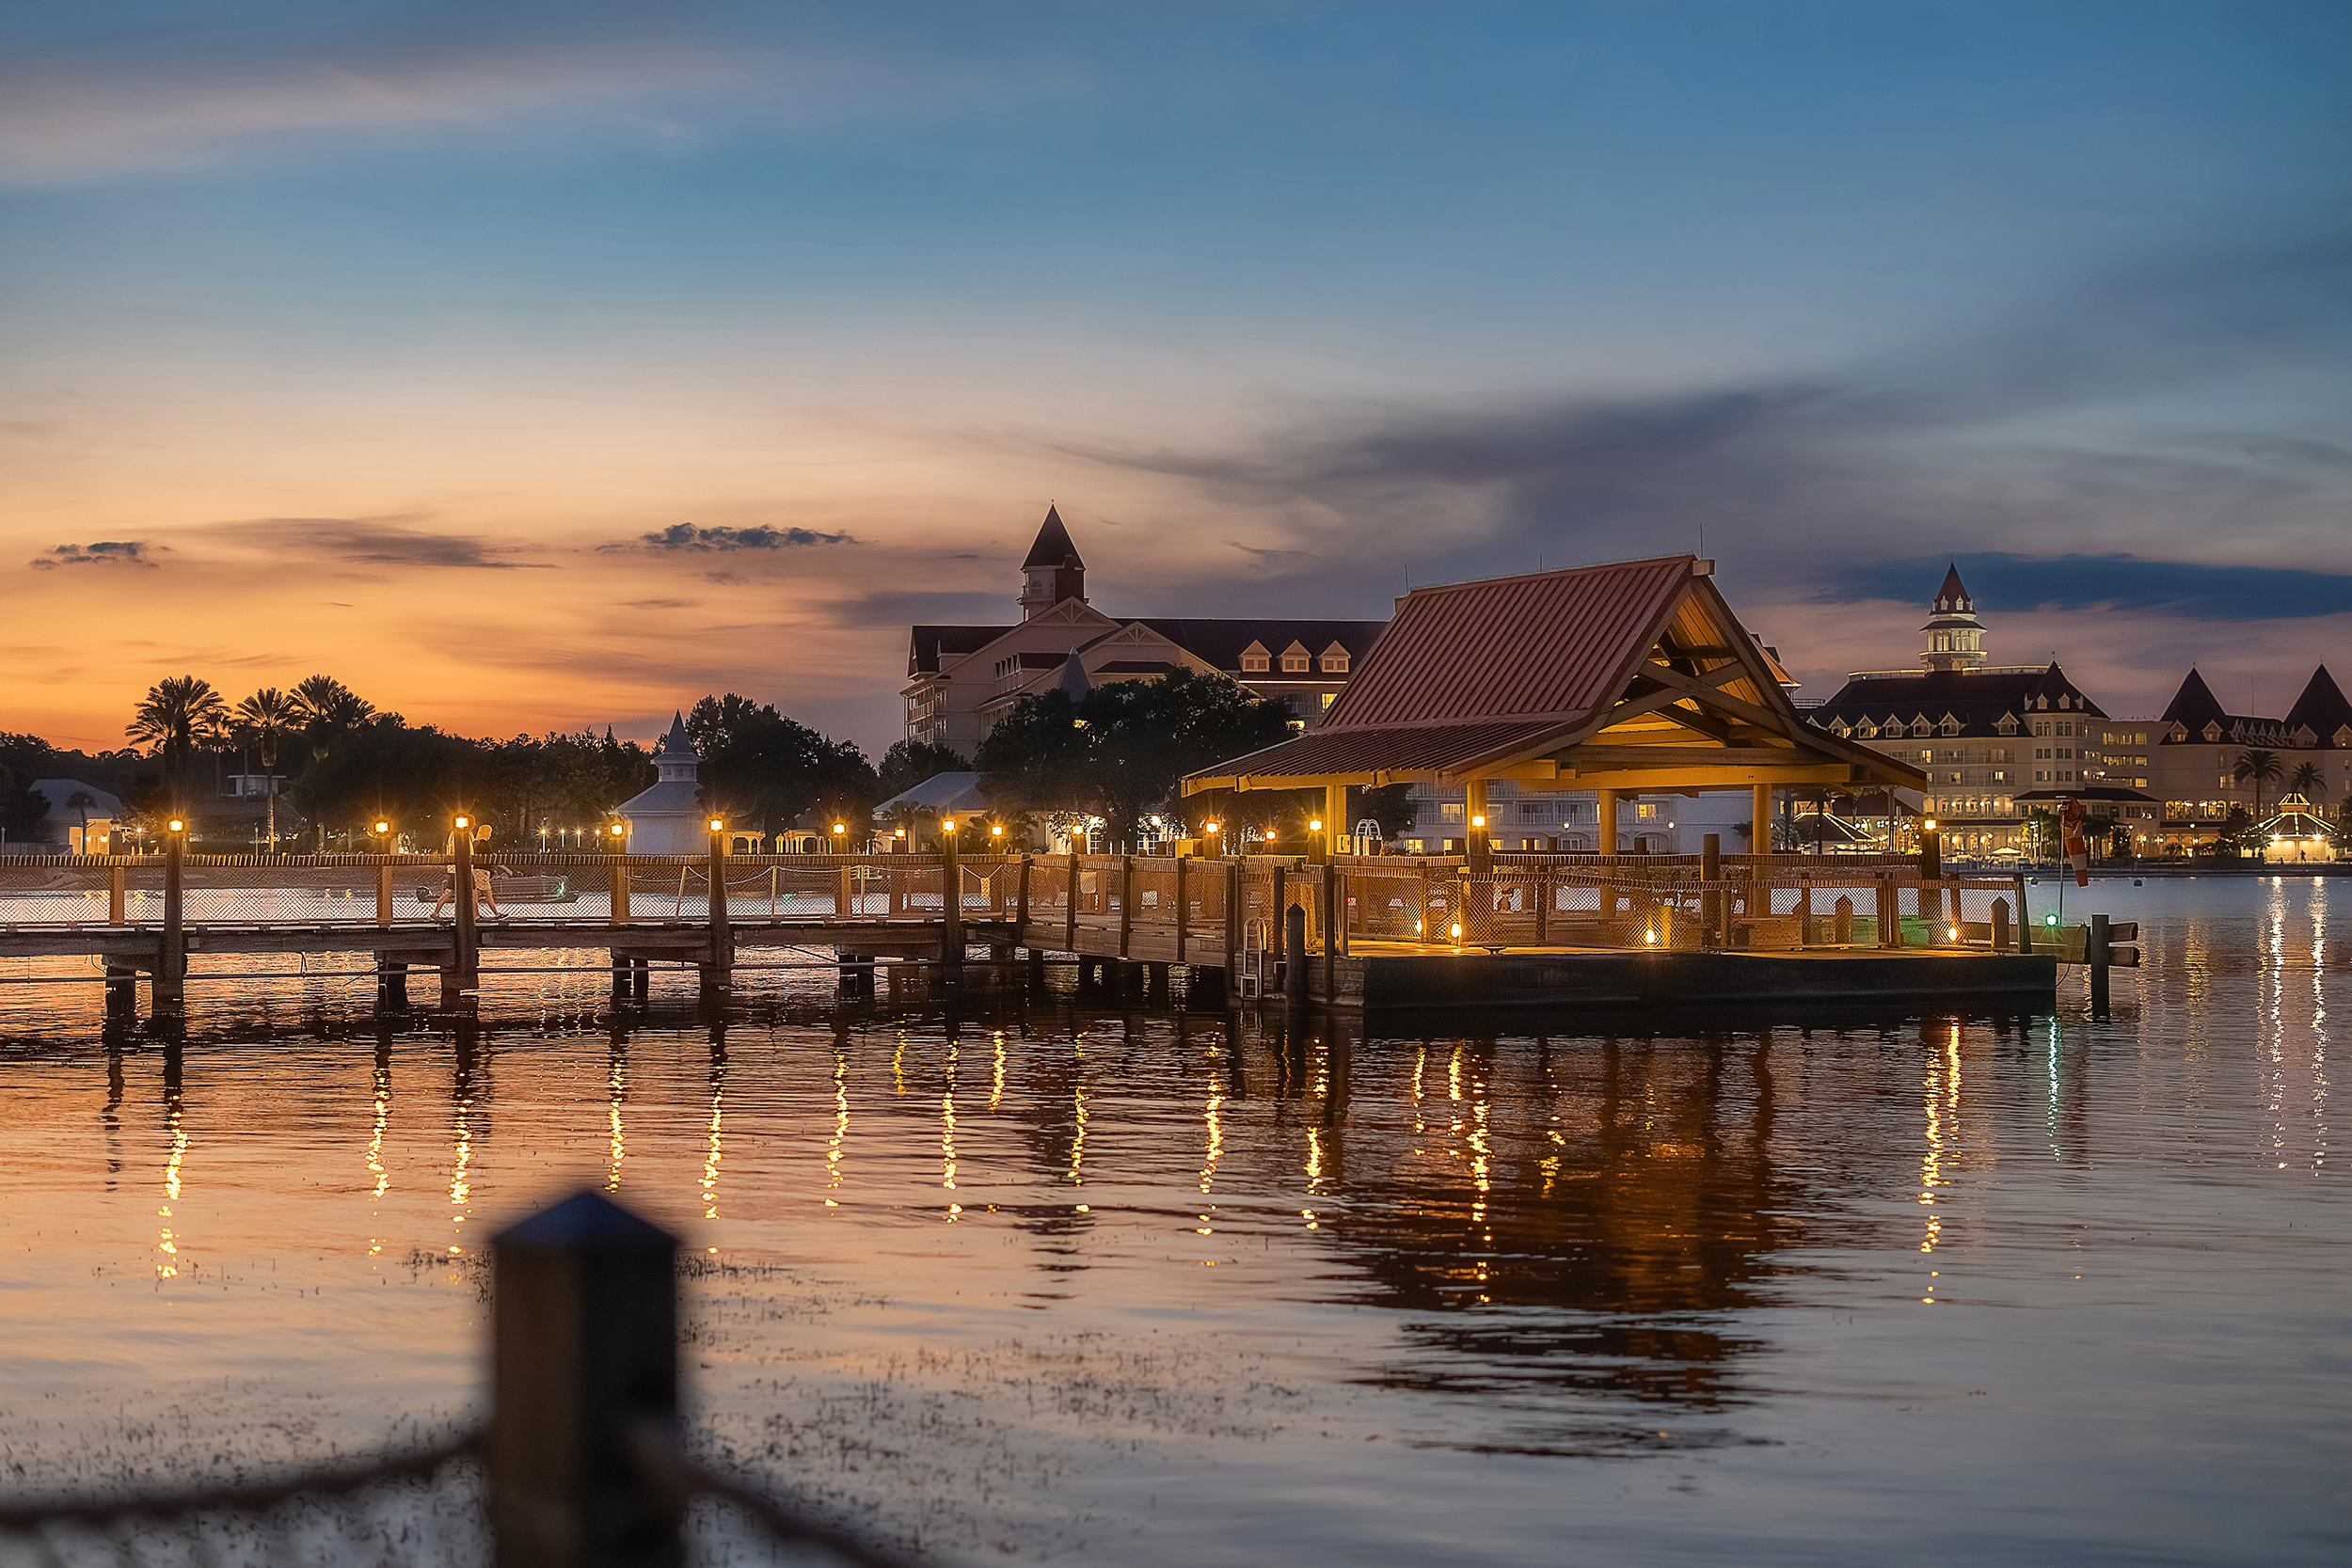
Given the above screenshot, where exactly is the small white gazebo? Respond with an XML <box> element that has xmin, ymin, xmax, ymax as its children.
<box><xmin>616</xmin><ymin>712</ymin><xmax>708</xmax><ymax>854</ymax></box>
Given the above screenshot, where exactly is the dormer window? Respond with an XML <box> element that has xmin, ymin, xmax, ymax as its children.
<box><xmin>1995</xmin><ymin>714</ymin><xmax>2018</xmax><ymax>736</ymax></box>
<box><xmin>1856</xmin><ymin>721</ymin><xmax>1878</xmax><ymax>739</ymax></box>
<box><xmin>1831</xmin><ymin>720</ymin><xmax>1851</xmax><ymax>738</ymax></box>
<box><xmin>1320</xmin><ymin>642</ymin><xmax>1350</xmax><ymax>674</ymax></box>
<box><xmin>1940</xmin><ymin>717</ymin><xmax>1961</xmax><ymax>736</ymax></box>
<box><xmin>1280</xmin><ymin>641</ymin><xmax>1311</xmax><ymax>673</ymax></box>
<box><xmin>1239</xmin><ymin>641</ymin><xmax>1271</xmax><ymax>673</ymax></box>
<box><xmin>2203</xmin><ymin>721</ymin><xmax>2223</xmax><ymax>742</ymax></box>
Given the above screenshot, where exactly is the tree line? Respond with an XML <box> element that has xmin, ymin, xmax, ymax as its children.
<box><xmin>3</xmin><ymin>666</ymin><xmax>1411</xmax><ymax>853</ymax></box>
<box><xmin>1</xmin><ymin>675</ymin><xmax>970</xmax><ymax>851</ymax></box>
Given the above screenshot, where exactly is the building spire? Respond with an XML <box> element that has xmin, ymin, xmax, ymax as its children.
<box><xmin>1018</xmin><ymin>504</ymin><xmax>1088</xmax><ymax>619</ymax></box>
<box><xmin>1920</xmin><ymin>562</ymin><xmax>1985</xmax><ymax>673</ymax></box>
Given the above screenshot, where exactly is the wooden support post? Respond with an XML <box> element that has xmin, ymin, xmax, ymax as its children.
<box><xmin>1283</xmin><ymin>902</ymin><xmax>1308</xmax><ymax>1006</ymax></box>
<box><xmin>705</xmin><ymin>829</ymin><xmax>732</xmax><ymax>991</ymax></box>
<box><xmin>1992</xmin><ymin>896</ymin><xmax>2011</xmax><ymax>954</ymax></box>
<box><xmin>1596</xmin><ymin>788</ymin><xmax>1620</xmax><ymax>854</ymax></box>
<box><xmin>105</xmin><ymin>964</ymin><xmax>136</xmax><ymax>1017</ymax></box>
<box><xmin>633</xmin><ymin>958</ymin><xmax>649</xmax><ymax>1000</ymax></box>
<box><xmin>1752</xmin><ymin>784</ymin><xmax>1772</xmax><ymax>862</ymax></box>
<box><xmin>1269</xmin><ymin>863</ymin><xmax>1287</xmax><ymax>966</ymax></box>
<box><xmin>1320</xmin><ymin>864</ymin><xmax>1338</xmax><ymax>998</ymax></box>
<box><xmin>1016</xmin><ymin>855</ymin><xmax>1033</xmax><ymax>941</ymax></box>
<box><xmin>1223</xmin><ymin>860</ymin><xmax>1242</xmax><ymax>995</ymax></box>
<box><xmin>1065</xmin><ymin>853</ymin><xmax>1081</xmax><ymax>955</ymax></box>
<box><xmin>835</xmin><ymin>865</ymin><xmax>854</xmax><ymax>919</ymax></box>
<box><xmin>376</xmin><ymin>862</ymin><xmax>393</xmax><ymax>927</ymax></box>
<box><xmin>611</xmin><ymin>952</ymin><xmax>629</xmax><ymax>998</ymax></box>
<box><xmin>1533</xmin><ymin>866</ymin><xmax>1548</xmax><ymax>945</ymax></box>
<box><xmin>109</xmin><ymin>864</ymin><xmax>127</xmax><ymax>927</ymax></box>
<box><xmin>379</xmin><ymin>957</ymin><xmax>408</xmax><ymax>1008</ymax></box>
<box><xmin>488</xmin><ymin>1191</ymin><xmax>682</xmax><ymax>1568</ymax></box>
<box><xmin>1027</xmin><ymin>946</ymin><xmax>1045</xmax><ymax>992</ymax></box>
<box><xmin>1876</xmin><ymin>875</ymin><xmax>1902</xmax><ymax>949</ymax></box>
<box><xmin>158</xmin><ymin>827</ymin><xmax>186</xmax><ymax>1007</ymax></box>
<box><xmin>1419</xmin><ymin>859</ymin><xmax>1435</xmax><ymax>945</ymax></box>
<box><xmin>939</xmin><ymin>833</ymin><xmax>962</xmax><ymax>979</ymax></box>
<box><xmin>1799</xmin><ymin>874</ymin><xmax>1814</xmax><ymax>944</ymax></box>
<box><xmin>1119</xmin><ymin>855</ymin><xmax>1136</xmax><ymax>958</ymax></box>
<box><xmin>1465</xmin><ymin>779</ymin><xmax>1490</xmax><ymax>874</ymax></box>
<box><xmin>2090</xmin><ymin>911</ymin><xmax>2112</xmax><ymax>1012</ymax></box>
<box><xmin>2012</xmin><ymin>873</ymin><xmax>2032</xmax><ymax>954</ymax></box>
<box><xmin>1326</xmin><ymin>783</ymin><xmax>1349</xmax><ymax>864</ymax></box>
<box><xmin>1174</xmin><ymin>855</ymin><xmax>1189</xmax><ymax>961</ymax></box>
<box><xmin>1148</xmin><ymin>961</ymin><xmax>1171</xmax><ymax>1005</ymax></box>
<box><xmin>1834</xmin><ymin>895</ymin><xmax>1853</xmax><ymax>946</ymax></box>
<box><xmin>611</xmin><ymin>859</ymin><xmax>630</xmax><ymax>924</ymax></box>
<box><xmin>1700</xmin><ymin>833</ymin><xmax>1723</xmax><ymax>950</ymax></box>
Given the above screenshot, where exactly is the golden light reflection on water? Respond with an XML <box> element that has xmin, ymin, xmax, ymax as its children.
<box><xmin>1067</xmin><ymin>1033</ymin><xmax>1089</xmax><ymax>1187</ymax></box>
<box><xmin>606</xmin><ymin>1044</ymin><xmax>627</xmax><ymax>1193</ymax></box>
<box><xmin>1918</xmin><ymin>1021</ymin><xmax>1962</xmax><ymax>1298</ymax></box>
<box><xmin>990</xmin><ymin>1031</ymin><xmax>1006</xmax><ymax>1113</ymax></box>
<box><xmin>448</xmin><ymin>1057</ymin><xmax>474</xmax><ymax>1255</ymax></box>
<box><xmin>156</xmin><ymin>1083</ymin><xmax>185</xmax><ymax>1279</ymax></box>
<box><xmin>702</xmin><ymin>1041</ymin><xmax>726</xmax><ymax>1220</ymax></box>
<box><xmin>1200</xmin><ymin>1044</ymin><xmax>1224</xmax><ymax>1195</ymax></box>
<box><xmin>367</xmin><ymin>1049</ymin><xmax>389</xmax><ymax>1258</ymax></box>
<box><xmin>825</xmin><ymin>1040</ymin><xmax>849</xmax><ymax>1207</ymax></box>
<box><xmin>941</xmin><ymin>1035</ymin><xmax>960</xmax><ymax>1210</ymax></box>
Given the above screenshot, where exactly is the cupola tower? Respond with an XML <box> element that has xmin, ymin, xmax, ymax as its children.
<box><xmin>1920</xmin><ymin>563</ymin><xmax>1986</xmax><ymax>673</ymax></box>
<box><xmin>1018</xmin><ymin>505</ymin><xmax>1087</xmax><ymax>619</ymax></box>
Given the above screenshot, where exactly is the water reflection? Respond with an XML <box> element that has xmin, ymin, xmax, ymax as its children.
<box><xmin>1294</xmin><ymin>1027</ymin><xmax>1791</xmax><ymax>1452</ymax></box>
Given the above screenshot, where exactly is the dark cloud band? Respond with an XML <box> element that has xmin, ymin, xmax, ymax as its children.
<box><xmin>1823</xmin><ymin>554</ymin><xmax>2352</xmax><ymax>624</ymax></box>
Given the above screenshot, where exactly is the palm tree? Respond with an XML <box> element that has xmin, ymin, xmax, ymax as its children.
<box><xmin>2289</xmin><ymin>759</ymin><xmax>2324</xmax><ymax>806</ymax></box>
<box><xmin>290</xmin><ymin>675</ymin><xmax>375</xmax><ymax>848</ymax></box>
<box><xmin>235</xmin><ymin>687</ymin><xmax>301</xmax><ymax>852</ymax></box>
<box><xmin>126</xmin><ymin>675</ymin><xmax>231</xmax><ymax>810</ymax></box>
<box><xmin>2233</xmin><ymin>748</ymin><xmax>2284</xmax><ymax>821</ymax></box>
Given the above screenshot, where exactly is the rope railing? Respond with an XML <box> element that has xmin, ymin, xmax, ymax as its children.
<box><xmin>0</xmin><ymin>1194</ymin><xmax>930</xmax><ymax>1568</ymax></box>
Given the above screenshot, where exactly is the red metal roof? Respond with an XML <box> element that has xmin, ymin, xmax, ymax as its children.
<box><xmin>1203</xmin><ymin>721</ymin><xmax>1568</xmax><ymax>784</ymax></box>
<box><xmin>1320</xmin><ymin>555</ymin><xmax>1696</xmax><ymax>731</ymax></box>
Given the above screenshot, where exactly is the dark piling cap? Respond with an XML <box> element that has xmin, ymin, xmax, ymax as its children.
<box><xmin>493</xmin><ymin>1190</ymin><xmax>677</xmax><ymax>1254</ymax></box>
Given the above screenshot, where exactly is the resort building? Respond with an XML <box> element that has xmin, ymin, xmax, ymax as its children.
<box><xmin>902</xmin><ymin>508</ymin><xmax>1388</xmax><ymax>756</ymax></box>
<box><xmin>1801</xmin><ymin>565</ymin><xmax>2125</xmax><ymax>857</ymax></box>
<box><xmin>2148</xmin><ymin>666</ymin><xmax>2352</xmax><ymax>855</ymax></box>
<box><xmin>11</xmin><ymin>780</ymin><xmax>123</xmax><ymax>855</ymax></box>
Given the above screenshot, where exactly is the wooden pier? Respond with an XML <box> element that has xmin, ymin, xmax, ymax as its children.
<box><xmin>1</xmin><ymin>834</ymin><xmax>2055</xmax><ymax>1017</ymax></box>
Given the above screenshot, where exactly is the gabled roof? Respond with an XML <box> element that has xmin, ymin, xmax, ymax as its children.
<box><xmin>1325</xmin><ymin>555</ymin><xmax>1699</xmax><ymax>731</ymax></box>
<box><xmin>1808</xmin><ymin>662</ymin><xmax>2103</xmax><ymax>736</ymax></box>
<box><xmin>1021</xmin><ymin>505</ymin><xmax>1084</xmax><ymax>570</ymax></box>
<box><xmin>1134</xmin><ymin>618</ymin><xmax>1387</xmax><ymax>673</ymax></box>
<box><xmin>2156</xmin><ymin>668</ymin><xmax>2283</xmax><ymax>744</ymax></box>
<box><xmin>1936</xmin><ymin>563</ymin><xmax>1970</xmax><ymax>607</ymax></box>
<box><xmin>909</xmin><ymin>624</ymin><xmax>1012</xmax><ymax>676</ymax></box>
<box><xmin>2284</xmin><ymin>665</ymin><xmax>2352</xmax><ymax>748</ymax></box>
<box><xmin>1184</xmin><ymin>555</ymin><xmax>1920</xmax><ymax>793</ymax></box>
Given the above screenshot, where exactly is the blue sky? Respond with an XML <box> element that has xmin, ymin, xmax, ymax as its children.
<box><xmin>5</xmin><ymin>1</ymin><xmax>2347</xmax><ymax>750</ymax></box>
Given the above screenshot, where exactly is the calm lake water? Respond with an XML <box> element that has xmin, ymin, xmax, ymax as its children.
<box><xmin>0</xmin><ymin>876</ymin><xmax>2343</xmax><ymax>1564</ymax></box>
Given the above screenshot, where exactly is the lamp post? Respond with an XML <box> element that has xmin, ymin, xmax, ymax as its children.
<box><xmin>450</xmin><ymin>815</ymin><xmax>479</xmax><ymax>997</ymax></box>
<box><xmin>1203</xmin><ymin>820</ymin><xmax>1221</xmax><ymax>860</ymax></box>
<box><xmin>159</xmin><ymin>816</ymin><xmax>188</xmax><ymax>1007</ymax></box>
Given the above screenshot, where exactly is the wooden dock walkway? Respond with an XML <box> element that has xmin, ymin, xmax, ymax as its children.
<box><xmin>1</xmin><ymin>840</ymin><xmax>2055</xmax><ymax>1016</ymax></box>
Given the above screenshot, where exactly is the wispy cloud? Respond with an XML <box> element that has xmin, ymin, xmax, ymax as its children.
<box><xmin>29</xmin><ymin>540</ymin><xmax>160</xmax><ymax>569</ymax></box>
<box><xmin>1073</xmin><ymin>229</ymin><xmax>2352</xmax><ymax>607</ymax></box>
<box><xmin>0</xmin><ymin>8</ymin><xmax>1068</xmax><ymax>183</ymax></box>
<box><xmin>614</xmin><ymin>523</ymin><xmax>856</xmax><ymax>553</ymax></box>
<box><xmin>212</xmin><ymin>515</ymin><xmax>554</xmax><ymax>570</ymax></box>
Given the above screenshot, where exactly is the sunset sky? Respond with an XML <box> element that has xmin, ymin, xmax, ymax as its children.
<box><xmin>6</xmin><ymin>1</ymin><xmax>2347</xmax><ymax>755</ymax></box>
